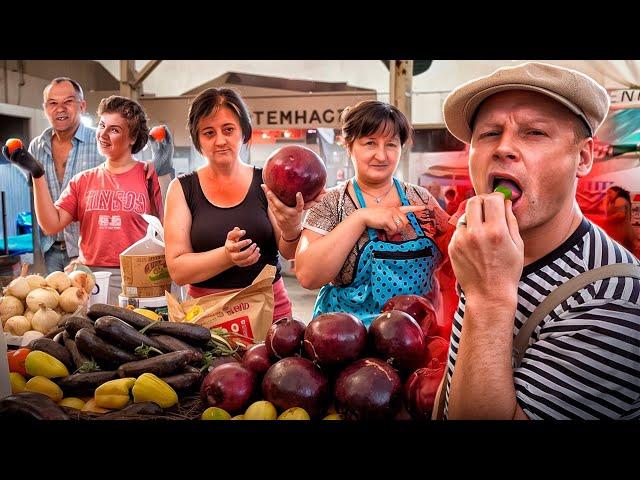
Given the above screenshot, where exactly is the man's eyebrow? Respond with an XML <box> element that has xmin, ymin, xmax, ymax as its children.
<box><xmin>47</xmin><ymin>96</ymin><xmax>77</xmax><ymax>102</ymax></box>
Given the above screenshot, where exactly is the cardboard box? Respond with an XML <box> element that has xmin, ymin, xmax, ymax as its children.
<box><xmin>120</xmin><ymin>214</ymin><xmax>171</xmax><ymax>298</ymax></box>
<box><xmin>120</xmin><ymin>253</ymin><xmax>170</xmax><ymax>297</ymax></box>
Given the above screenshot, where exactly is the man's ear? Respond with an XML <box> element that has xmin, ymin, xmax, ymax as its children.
<box><xmin>79</xmin><ymin>99</ymin><xmax>87</xmax><ymax>114</ymax></box>
<box><xmin>576</xmin><ymin>137</ymin><xmax>594</xmax><ymax>178</ymax></box>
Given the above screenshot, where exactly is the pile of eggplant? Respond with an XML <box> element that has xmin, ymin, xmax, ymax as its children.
<box><xmin>1</xmin><ymin>303</ymin><xmax>233</xmax><ymax>420</ymax></box>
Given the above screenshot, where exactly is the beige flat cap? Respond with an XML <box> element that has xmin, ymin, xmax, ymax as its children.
<box><xmin>443</xmin><ymin>62</ymin><xmax>610</xmax><ymax>144</ymax></box>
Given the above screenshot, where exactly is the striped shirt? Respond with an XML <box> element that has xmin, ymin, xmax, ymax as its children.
<box><xmin>443</xmin><ymin>218</ymin><xmax>640</xmax><ymax>419</ymax></box>
<box><xmin>25</xmin><ymin>124</ymin><xmax>104</xmax><ymax>258</ymax></box>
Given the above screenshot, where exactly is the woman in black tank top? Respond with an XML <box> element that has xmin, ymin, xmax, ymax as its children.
<box><xmin>163</xmin><ymin>88</ymin><xmax>324</xmax><ymax>323</ymax></box>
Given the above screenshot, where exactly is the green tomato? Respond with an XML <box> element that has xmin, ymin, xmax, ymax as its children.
<box><xmin>494</xmin><ymin>185</ymin><xmax>513</xmax><ymax>200</ymax></box>
<box><xmin>201</xmin><ymin>407</ymin><xmax>231</xmax><ymax>420</ymax></box>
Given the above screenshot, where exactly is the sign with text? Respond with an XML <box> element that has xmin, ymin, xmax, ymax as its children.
<box><xmin>245</xmin><ymin>92</ymin><xmax>376</xmax><ymax>129</ymax></box>
<box><xmin>609</xmin><ymin>89</ymin><xmax>640</xmax><ymax>109</ymax></box>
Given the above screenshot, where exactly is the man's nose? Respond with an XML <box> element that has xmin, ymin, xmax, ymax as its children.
<box><xmin>493</xmin><ymin>132</ymin><xmax>519</xmax><ymax>161</ymax></box>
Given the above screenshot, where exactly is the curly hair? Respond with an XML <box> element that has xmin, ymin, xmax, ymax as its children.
<box><xmin>97</xmin><ymin>95</ymin><xmax>149</xmax><ymax>154</ymax></box>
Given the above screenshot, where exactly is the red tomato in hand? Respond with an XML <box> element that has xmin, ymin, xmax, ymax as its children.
<box><xmin>5</xmin><ymin>138</ymin><xmax>23</xmax><ymax>154</ymax></box>
<box><xmin>149</xmin><ymin>126</ymin><xmax>166</xmax><ymax>142</ymax></box>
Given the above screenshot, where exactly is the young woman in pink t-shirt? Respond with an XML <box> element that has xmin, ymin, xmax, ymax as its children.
<box><xmin>7</xmin><ymin>96</ymin><xmax>163</xmax><ymax>305</ymax></box>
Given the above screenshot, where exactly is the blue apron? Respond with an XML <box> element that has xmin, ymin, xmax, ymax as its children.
<box><xmin>313</xmin><ymin>178</ymin><xmax>442</xmax><ymax>327</ymax></box>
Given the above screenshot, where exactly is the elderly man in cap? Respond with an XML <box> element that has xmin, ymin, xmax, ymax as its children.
<box><xmin>436</xmin><ymin>62</ymin><xmax>640</xmax><ymax>419</ymax></box>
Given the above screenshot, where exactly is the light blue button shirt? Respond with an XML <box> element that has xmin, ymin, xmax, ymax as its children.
<box><xmin>23</xmin><ymin>123</ymin><xmax>104</xmax><ymax>258</ymax></box>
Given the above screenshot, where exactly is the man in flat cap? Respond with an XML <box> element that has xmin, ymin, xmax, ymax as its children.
<box><xmin>437</xmin><ymin>62</ymin><xmax>640</xmax><ymax>419</ymax></box>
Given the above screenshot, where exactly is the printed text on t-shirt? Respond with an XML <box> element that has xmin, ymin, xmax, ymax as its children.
<box><xmin>85</xmin><ymin>190</ymin><xmax>147</xmax><ymax>214</ymax></box>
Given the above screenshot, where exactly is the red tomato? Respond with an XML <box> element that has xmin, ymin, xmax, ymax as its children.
<box><xmin>149</xmin><ymin>126</ymin><xmax>166</xmax><ymax>142</ymax></box>
<box><xmin>5</xmin><ymin>138</ymin><xmax>23</xmax><ymax>154</ymax></box>
<box><xmin>7</xmin><ymin>348</ymin><xmax>31</xmax><ymax>376</ymax></box>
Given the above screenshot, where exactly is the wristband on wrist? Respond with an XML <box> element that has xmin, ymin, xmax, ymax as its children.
<box><xmin>281</xmin><ymin>228</ymin><xmax>302</xmax><ymax>243</ymax></box>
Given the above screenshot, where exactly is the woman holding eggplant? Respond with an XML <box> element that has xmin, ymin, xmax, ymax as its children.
<box><xmin>163</xmin><ymin>88</ymin><xmax>322</xmax><ymax>321</ymax></box>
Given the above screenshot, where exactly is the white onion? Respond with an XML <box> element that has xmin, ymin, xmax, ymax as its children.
<box><xmin>20</xmin><ymin>330</ymin><xmax>44</xmax><ymax>346</ymax></box>
<box><xmin>59</xmin><ymin>287</ymin><xmax>88</xmax><ymax>313</ymax></box>
<box><xmin>5</xmin><ymin>315</ymin><xmax>31</xmax><ymax>335</ymax></box>
<box><xmin>31</xmin><ymin>305</ymin><xmax>61</xmax><ymax>334</ymax></box>
<box><xmin>46</xmin><ymin>271</ymin><xmax>71</xmax><ymax>293</ymax></box>
<box><xmin>6</xmin><ymin>276</ymin><xmax>31</xmax><ymax>300</ymax></box>
<box><xmin>25</xmin><ymin>274</ymin><xmax>47</xmax><ymax>290</ymax></box>
<box><xmin>0</xmin><ymin>295</ymin><xmax>25</xmax><ymax>325</ymax></box>
<box><xmin>26</xmin><ymin>287</ymin><xmax>59</xmax><ymax>311</ymax></box>
<box><xmin>68</xmin><ymin>270</ymin><xmax>96</xmax><ymax>295</ymax></box>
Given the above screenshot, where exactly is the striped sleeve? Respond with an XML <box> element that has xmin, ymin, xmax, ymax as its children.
<box><xmin>515</xmin><ymin>289</ymin><xmax>640</xmax><ymax>419</ymax></box>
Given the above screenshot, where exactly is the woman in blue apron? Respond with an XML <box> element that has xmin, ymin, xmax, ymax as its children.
<box><xmin>296</xmin><ymin>100</ymin><xmax>455</xmax><ymax>327</ymax></box>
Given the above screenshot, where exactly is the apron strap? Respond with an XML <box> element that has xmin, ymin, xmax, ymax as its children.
<box><xmin>394</xmin><ymin>178</ymin><xmax>424</xmax><ymax>238</ymax></box>
<box><xmin>352</xmin><ymin>179</ymin><xmax>378</xmax><ymax>242</ymax></box>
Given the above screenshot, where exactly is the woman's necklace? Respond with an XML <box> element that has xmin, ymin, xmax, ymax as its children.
<box><xmin>357</xmin><ymin>181</ymin><xmax>394</xmax><ymax>204</ymax></box>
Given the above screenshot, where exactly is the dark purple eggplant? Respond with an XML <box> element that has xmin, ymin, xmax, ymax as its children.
<box><xmin>184</xmin><ymin>365</ymin><xmax>202</xmax><ymax>375</ymax></box>
<box><xmin>0</xmin><ymin>392</ymin><xmax>70</xmax><ymax>420</ymax></box>
<box><xmin>64</xmin><ymin>316</ymin><xmax>96</xmax><ymax>338</ymax></box>
<box><xmin>52</xmin><ymin>331</ymin><xmax>65</xmax><ymax>345</ymax></box>
<box><xmin>96</xmin><ymin>402</ymin><xmax>163</xmax><ymax>420</ymax></box>
<box><xmin>44</xmin><ymin>326</ymin><xmax>65</xmax><ymax>339</ymax></box>
<box><xmin>151</xmin><ymin>334</ymin><xmax>202</xmax><ymax>354</ymax></box>
<box><xmin>88</xmin><ymin>304</ymin><xmax>152</xmax><ymax>329</ymax></box>
<box><xmin>117</xmin><ymin>350</ymin><xmax>196</xmax><ymax>378</ymax></box>
<box><xmin>94</xmin><ymin>315</ymin><xmax>163</xmax><ymax>352</ymax></box>
<box><xmin>63</xmin><ymin>333</ymin><xmax>92</xmax><ymax>370</ymax></box>
<box><xmin>75</xmin><ymin>328</ymin><xmax>137</xmax><ymax>365</ymax></box>
<box><xmin>56</xmin><ymin>371</ymin><xmax>119</xmax><ymax>396</ymax></box>
<box><xmin>161</xmin><ymin>372</ymin><xmax>202</xmax><ymax>391</ymax></box>
<box><xmin>143</xmin><ymin>322</ymin><xmax>211</xmax><ymax>346</ymax></box>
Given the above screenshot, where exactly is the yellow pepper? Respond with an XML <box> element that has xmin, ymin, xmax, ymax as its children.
<box><xmin>25</xmin><ymin>350</ymin><xmax>69</xmax><ymax>378</ymax></box>
<box><xmin>25</xmin><ymin>376</ymin><xmax>64</xmax><ymax>402</ymax></box>
<box><xmin>9</xmin><ymin>372</ymin><xmax>27</xmax><ymax>394</ymax></box>
<box><xmin>82</xmin><ymin>398</ymin><xmax>111</xmax><ymax>414</ymax></box>
<box><xmin>133</xmin><ymin>308</ymin><xmax>162</xmax><ymax>321</ymax></box>
<box><xmin>95</xmin><ymin>377</ymin><xmax>136</xmax><ymax>409</ymax></box>
<box><xmin>132</xmin><ymin>373</ymin><xmax>178</xmax><ymax>408</ymax></box>
<box><xmin>58</xmin><ymin>397</ymin><xmax>86</xmax><ymax>410</ymax></box>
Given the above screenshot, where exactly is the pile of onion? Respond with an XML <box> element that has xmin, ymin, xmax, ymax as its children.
<box><xmin>334</xmin><ymin>358</ymin><xmax>402</xmax><ymax>420</ymax></box>
<box><xmin>262</xmin><ymin>357</ymin><xmax>329</xmax><ymax>418</ymax></box>
<box><xmin>1</xmin><ymin>269</ymin><xmax>90</xmax><ymax>336</ymax></box>
<box><xmin>265</xmin><ymin>317</ymin><xmax>306</xmax><ymax>359</ymax></box>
